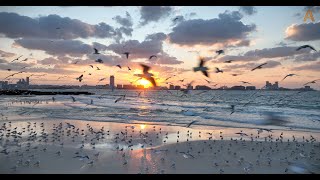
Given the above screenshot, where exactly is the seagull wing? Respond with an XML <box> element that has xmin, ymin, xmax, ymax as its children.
<box><xmin>140</xmin><ymin>64</ymin><xmax>151</xmax><ymax>74</ymax></box>
<box><xmin>308</xmin><ymin>45</ymin><xmax>317</xmax><ymax>51</ymax></box>
<box><xmin>146</xmin><ymin>76</ymin><xmax>157</xmax><ymax>87</ymax></box>
<box><xmin>199</xmin><ymin>59</ymin><xmax>204</xmax><ymax>67</ymax></box>
<box><xmin>202</xmin><ymin>70</ymin><xmax>209</xmax><ymax>78</ymax></box>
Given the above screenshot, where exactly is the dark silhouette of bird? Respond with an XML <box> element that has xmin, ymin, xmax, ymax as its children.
<box><xmin>4</xmin><ymin>71</ymin><xmax>25</xmax><ymax>79</ymax></box>
<box><xmin>149</xmin><ymin>55</ymin><xmax>157</xmax><ymax>60</ymax></box>
<box><xmin>128</xmin><ymin>67</ymin><xmax>131</xmax><ymax>71</ymax></box>
<box><xmin>73</xmin><ymin>60</ymin><xmax>80</xmax><ymax>64</ymax></box>
<box><xmin>116</xmin><ymin>65</ymin><xmax>122</xmax><ymax>69</ymax></box>
<box><xmin>231</xmin><ymin>74</ymin><xmax>240</xmax><ymax>76</ymax></box>
<box><xmin>205</xmin><ymin>79</ymin><xmax>212</xmax><ymax>84</ymax></box>
<box><xmin>11</xmin><ymin>55</ymin><xmax>23</xmax><ymax>62</ymax></box>
<box><xmin>96</xmin><ymin>67</ymin><xmax>101</xmax><ymax>70</ymax></box>
<box><xmin>76</xmin><ymin>74</ymin><xmax>83</xmax><ymax>82</ymax></box>
<box><xmin>240</xmin><ymin>81</ymin><xmax>251</xmax><ymax>85</ymax></box>
<box><xmin>193</xmin><ymin>57</ymin><xmax>209</xmax><ymax>78</ymax></box>
<box><xmin>282</xmin><ymin>74</ymin><xmax>298</xmax><ymax>81</ymax></box>
<box><xmin>304</xmin><ymin>79</ymin><xmax>320</xmax><ymax>86</ymax></box>
<box><xmin>296</xmin><ymin>45</ymin><xmax>316</xmax><ymax>52</ymax></box>
<box><xmin>115</xmin><ymin>95</ymin><xmax>126</xmax><ymax>103</ymax></box>
<box><xmin>7</xmin><ymin>69</ymin><xmax>11</xmax><ymax>71</ymax></box>
<box><xmin>71</xmin><ymin>96</ymin><xmax>76</xmax><ymax>102</ymax></box>
<box><xmin>251</xmin><ymin>63</ymin><xmax>267</xmax><ymax>71</ymax></box>
<box><xmin>173</xmin><ymin>17</ymin><xmax>179</xmax><ymax>21</ymax></box>
<box><xmin>95</xmin><ymin>59</ymin><xmax>103</xmax><ymax>63</ymax></box>
<box><xmin>186</xmin><ymin>121</ymin><xmax>198</xmax><ymax>128</ymax></box>
<box><xmin>230</xmin><ymin>105</ymin><xmax>235</xmax><ymax>115</ymax></box>
<box><xmin>93</xmin><ymin>48</ymin><xmax>100</xmax><ymax>54</ymax></box>
<box><xmin>215</xmin><ymin>67</ymin><xmax>223</xmax><ymax>73</ymax></box>
<box><xmin>216</xmin><ymin>50</ymin><xmax>224</xmax><ymax>55</ymax></box>
<box><xmin>134</xmin><ymin>64</ymin><xmax>157</xmax><ymax>87</ymax></box>
<box><xmin>21</xmin><ymin>58</ymin><xmax>28</xmax><ymax>62</ymax></box>
<box><xmin>123</xmin><ymin>52</ymin><xmax>130</xmax><ymax>59</ymax></box>
<box><xmin>224</xmin><ymin>60</ymin><xmax>234</xmax><ymax>63</ymax></box>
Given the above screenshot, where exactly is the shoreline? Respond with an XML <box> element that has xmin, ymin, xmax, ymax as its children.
<box><xmin>1</xmin><ymin>119</ymin><xmax>319</xmax><ymax>174</ymax></box>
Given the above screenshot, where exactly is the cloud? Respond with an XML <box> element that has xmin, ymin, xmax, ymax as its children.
<box><xmin>239</xmin><ymin>6</ymin><xmax>257</xmax><ymax>15</ymax></box>
<box><xmin>113</xmin><ymin>12</ymin><xmax>133</xmax><ymax>27</ymax></box>
<box><xmin>285</xmin><ymin>22</ymin><xmax>320</xmax><ymax>41</ymax></box>
<box><xmin>224</xmin><ymin>60</ymin><xmax>281</xmax><ymax>71</ymax></box>
<box><xmin>168</xmin><ymin>11</ymin><xmax>256</xmax><ymax>46</ymax></box>
<box><xmin>14</xmin><ymin>39</ymin><xmax>93</xmax><ymax>56</ymax></box>
<box><xmin>304</xmin><ymin>6</ymin><xmax>320</xmax><ymax>13</ymax></box>
<box><xmin>0</xmin><ymin>50</ymin><xmax>15</xmax><ymax>58</ymax></box>
<box><xmin>217</xmin><ymin>46</ymin><xmax>311</xmax><ymax>62</ymax></box>
<box><xmin>294</xmin><ymin>51</ymin><xmax>320</xmax><ymax>62</ymax></box>
<box><xmin>291</xmin><ymin>61</ymin><xmax>320</xmax><ymax>72</ymax></box>
<box><xmin>139</xmin><ymin>6</ymin><xmax>174</xmax><ymax>26</ymax></box>
<box><xmin>106</xmin><ymin>32</ymin><xmax>182</xmax><ymax>65</ymax></box>
<box><xmin>0</xmin><ymin>12</ymin><xmax>121</xmax><ymax>40</ymax></box>
<box><xmin>0</xmin><ymin>59</ymin><xmax>6</xmax><ymax>63</ymax></box>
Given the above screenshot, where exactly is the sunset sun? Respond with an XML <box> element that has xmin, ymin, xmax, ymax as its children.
<box><xmin>137</xmin><ymin>79</ymin><xmax>152</xmax><ymax>88</ymax></box>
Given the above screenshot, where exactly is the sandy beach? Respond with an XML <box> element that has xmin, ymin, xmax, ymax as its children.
<box><xmin>1</xmin><ymin>119</ymin><xmax>319</xmax><ymax>174</ymax></box>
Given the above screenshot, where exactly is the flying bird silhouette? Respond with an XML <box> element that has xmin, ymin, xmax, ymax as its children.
<box><xmin>215</xmin><ymin>67</ymin><xmax>223</xmax><ymax>73</ymax></box>
<box><xmin>149</xmin><ymin>55</ymin><xmax>157</xmax><ymax>60</ymax></box>
<box><xmin>95</xmin><ymin>59</ymin><xmax>103</xmax><ymax>63</ymax></box>
<box><xmin>216</xmin><ymin>50</ymin><xmax>224</xmax><ymax>55</ymax></box>
<box><xmin>96</xmin><ymin>67</ymin><xmax>101</xmax><ymax>70</ymax></box>
<box><xmin>296</xmin><ymin>45</ymin><xmax>317</xmax><ymax>52</ymax></box>
<box><xmin>186</xmin><ymin>120</ymin><xmax>198</xmax><ymax>128</ymax></box>
<box><xmin>224</xmin><ymin>60</ymin><xmax>234</xmax><ymax>63</ymax></box>
<box><xmin>127</xmin><ymin>66</ymin><xmax>131</xmax><ymax>71</ymax></box>
<box><xmin>11</xmin><ymin>55</ymin><xmax>23</xmax><ymax>62</ymax></box>
<box><xmin>93</xmin><ymin>48</ymin><xmax>100</xmax><ymax>54</ymax></box>
<box><xmin>251</xmin><ymin>63</ymin><xmax>267</xmax><ymax>71</ymax></box>
<box><xmin>134</xmin><ymin>64</ymin><xmax>157</xmax><ymax>87</ymax></box>
<box><xmin>76</xmin><ymin>74</ymin><xmax>83</xmax><ymax>82</ymax></box>
<box><xmin>116</xmin><ymin>65</ymin><xmax>122</xmax><ymax>69</ymax></box>
<box><xmin>303</xmin><ymin>79</ymin><xmax>320</xmax><ymax>86</ymax></box>
<box><xmin>89</xmin><ymin>65</ymin><xmax>94</xmax><ymax>68</ymax></box>
<box><xmin>193</xmin><ymin>57</ymin><xmax>209</xmax><ymax>78</ymax></box>
<box><xmin>240</xmin><ymin>81</ymin><xmax>251</xmax><ymax>85</ymax></box>
<box><xmin>282</xmin><ymin>74</ymin><xmax>298</xmax><ymax>81</ymax></box>
<box><xmin>123</xmin><ymin>52</ymin><xmax>130</xmax><ymax>59</ymax></box>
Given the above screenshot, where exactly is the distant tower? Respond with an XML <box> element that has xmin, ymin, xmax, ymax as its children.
<box><xmin>110</xmin><ymin>75</ymin><xmax>115</xmax><ymax>91</ymax></box>
<box><xmin>274</xmin><ymin>81</ymin><xmax>279</xmax><ymax>89</ymax></box>
<box><xmin>26</xmin><ymin>77</ymin><xmax>30</xmax><ymax>86</ymax></box>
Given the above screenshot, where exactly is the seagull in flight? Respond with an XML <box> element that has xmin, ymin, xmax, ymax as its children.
<box><xmin>231</xmin><ymin>74</ymin><xmax>240</xmax><ymax>76</ymax></box>
<box><xmin>95</xmin><ymin>59</ymin><xmax>103</xmax><ymax>63</ymax></box>
<box><xmin>282</xmin><ymin>74</ymin><xmax>298</xmax><ymax>81</ymax></box>
<box><xmin>303</xmin><ymin>79</ymin><xmax>320</xmax><ymax>86</ymax></box>
<box><xmin>296</xmin><ymin>45</ymin><xmax>317</xmax><ymax>52</ymax></box>
<box><xmin>193</xmin><ymin>57</ymin><xmax>209</xmax><ymax>78</ymax></box>
<box><xmin>149</xmin><ymin>55</ymin><xmax>157</xmax><ymax>60</ymax></box>
<box><xmin>215</xmin><ymin>67</ymin><xmax>223</xmax><ymax>73</ymax></box>
<box><xmin>71</xmin><ymin>96</ymin><xmax>76</xmax><ymax>102</ymax></box>
<box><xmin>224</xmin><ymin>60</ymin><xmax>234</xmax><ymax>63</ymax></box>
<box><xmin>76</xmin><ymin>74</ymin><xmax>83</xmax><ymax>82</ymax></box>
<box><xmin>116</xmin><ymin>65</ymin><xmax>122</xmax><ymax>69</ymax></box>
<box><xmin>123</xmin><ymin>52</ymin><xmax>130</xmax><ymax>59</ymax></box>
<box><xmin>89</xmin><ymin>65</ymin><xmax>94</xmax><ymax>68</ymax></box>
<box><xmin>251</xmin><ymin>63</ymin><xmax>267</xmax><ymax>71</ymax></box>
<box><xmin>230</xmin><ymin>105</ymin><xmax>235</xmax><ymax>115</ymax></box>
<box><xmin>186</xmin><ymin>120</ymin><xmax>198</xmax><ymax>128</ymax></box>
<box><xmin>11</xmin><ymin>55</ymin><xmax>23</xmax><ymax>62</ymax></box>
<box><xmin>96</xmin><ymin>67</ymin><xmax>101</xmax><ymax>70</ymax></box>
<box><xmin>240</xmin><ymin>81</ymin><xmax>251</xmax><ymax>85</ymax></box>
<box><xmin>216</xmin><ymin>50</ymin><xmax>224</xmax><ymax>55</ymax></box>
<box><xmin>128</xmin><ymin>67</ymin><xmax>131</xmax><ymax>71</ymax></box>
<box><xmin>93</xmin><ymin>48</ymin><xmax>100</xmax><ymax>54</ymax></box>
<box><xmin>134</xmin><ymin>64</ymin><xmax>157</xmax><ymax>87</ymax></box>
<box><xmin>115</xmin><ymin>95</ymin><xmax>126</xmax><ymax>103</ymax></box>
<box><xmin>4</xmin><ymin>71</ymin><xmax>25</xmax><ymax>80</ymax></box>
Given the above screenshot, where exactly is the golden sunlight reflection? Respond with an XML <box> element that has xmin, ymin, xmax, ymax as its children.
<box><xmin>140</xmin><ymin>124</ymin><xmax>146</xmax><ymax>130</ymax></box>
<box><xmin>137</xmin><ymin>79</ymin><xmax>152</xmax><ymax>88</ymax></box>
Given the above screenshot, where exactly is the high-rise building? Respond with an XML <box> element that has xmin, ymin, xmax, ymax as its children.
<box><xmin>110</xmin><ymin>75</ymin><xmax>115</xmax><ymax>90</ymax></box>
<box><xmin>26</xmin><ymin>77</ymin><xmax>30</xmax><ymax>86</ymax></box>
<box><xmin>169</xmin><ymin>85</ymin><xmax>174</xmax><ymax>90</ymax></box>
<box><xmin>174</xmin><ymin>86</ymin><xmax>181</xmax><ymax>90</ymax></box>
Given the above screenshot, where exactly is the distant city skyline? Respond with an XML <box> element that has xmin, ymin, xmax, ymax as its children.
<box><xmin>0</xmin><ymin>7</ymin><xmax>319</xmax><ymax>90</ymax></box>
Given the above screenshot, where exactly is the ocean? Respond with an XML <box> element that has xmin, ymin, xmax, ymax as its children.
<box><xmin>1</xmin><ymin>89</ymin><xmax>320</xmax><ymax>132</ymax></box>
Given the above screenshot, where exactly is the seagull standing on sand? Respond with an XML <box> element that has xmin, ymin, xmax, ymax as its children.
<box><xmin>193</xmin><ymin>57</ymin><xmax>209</xmax><ymax>78</ymax></box>
<box><xmin>296</xmin><ymin>45</ymin><xmax>317</xmax><ymax>52</ymax></box>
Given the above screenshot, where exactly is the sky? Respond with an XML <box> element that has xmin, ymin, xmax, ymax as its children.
<box><xmin>0</xmin><ymin>6</ymin><xmax>319</xmax><ymax>89</ymax></box>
